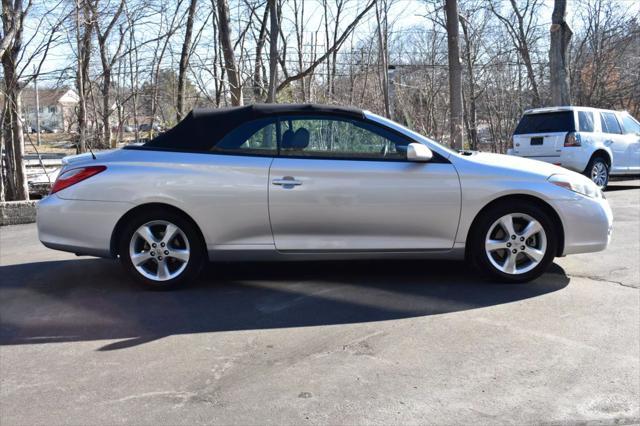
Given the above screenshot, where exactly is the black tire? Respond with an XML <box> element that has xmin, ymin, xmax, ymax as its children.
<box><xmin>470</xmin><ymin>201</ymin><xmax>558</xmax><ymax>283</ymax></box>
<box><xmin>118</xmin><ymin>208</ymin><xmax>205</xmax><ymax>289</ymax></box>
<box><xmin>584</xmin><ymin>156</ymin><xmax>609</xmax><ymax>190</ymax></box>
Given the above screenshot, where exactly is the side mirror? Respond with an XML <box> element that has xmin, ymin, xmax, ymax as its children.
<box><xmin>406</xmin><ymin>143</ymin><xmax>433</xmax><ymax>162</ymax></box>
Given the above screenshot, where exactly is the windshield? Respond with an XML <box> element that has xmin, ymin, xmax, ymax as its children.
<box><xmin>364</xmin><ymin>111</ymin><xmax>458</xmax><ymax>157</ymax></box>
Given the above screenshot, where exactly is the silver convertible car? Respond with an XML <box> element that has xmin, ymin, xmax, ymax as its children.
<box><xmin>37</xmin><ymin>104</ymin><xmax>613</xmax><ymax>288</ymax></box>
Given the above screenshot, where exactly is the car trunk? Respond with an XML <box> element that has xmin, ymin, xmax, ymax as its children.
<box><xmin>511</xmin><ymin>111</ymin><xmax>575</xmax><ymax>159</ymax></box>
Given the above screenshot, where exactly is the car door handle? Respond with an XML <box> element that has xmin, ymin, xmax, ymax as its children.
<box><xmin>272</xmin><ymin>176</ymin><xmax>303</xmax><ymax>187</ymax></box>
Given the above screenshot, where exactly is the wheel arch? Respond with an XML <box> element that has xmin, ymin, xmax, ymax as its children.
<box><xmin>110</xmin><ymin>202</ymin><xmax>206</xmax><ymax>258</ymax></box>
<box><xmin>464</xmin><ymin>194</ymin><xmax>565</xmax><ymax>259</ymax></box>
<box><xmin>586</xmin><ymin>149</ymin><xmax>612</xmax><ymax>171</ymax></box>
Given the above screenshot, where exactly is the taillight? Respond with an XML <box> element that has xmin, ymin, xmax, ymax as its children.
<box><xmin>564</xmin><ymin>132</ymin><xmax>581</xmax><ymax>147</ymax></box>
<box><xmin>50</xmin><ymin>165</ymin><xmax>107</xmax><ymax>194</ymax></box>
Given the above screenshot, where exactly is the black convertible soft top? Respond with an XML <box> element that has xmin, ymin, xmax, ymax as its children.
<box><xmin>141</xmin><ymin>103</ymin><xmax>364</xmax><ymax>152</ymax></box>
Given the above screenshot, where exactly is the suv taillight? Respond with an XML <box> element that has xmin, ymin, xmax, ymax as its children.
<box><xmin>50</xmin><ymin>165</ymin><xmax>107</xmax><ymax>194</ymax></box>
<box><xmin>564</xmin><ymin>132</ymin><xmax>581</xmax><ymax>147</ymax></box>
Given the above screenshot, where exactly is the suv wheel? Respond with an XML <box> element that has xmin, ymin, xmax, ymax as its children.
<box><xmin>471</xmin><ymin>202</ymin><xmax>557</xmax><ymax>283</ymax></box>
<box><xmin>118</xmin><ymin>209</ymin><xmax>204</xmax><ymax>289</ymax></box>
<box><xmin>586</xmin><ymin>156</ymin><xmax>609</xmax><ymax>189</ymax></box>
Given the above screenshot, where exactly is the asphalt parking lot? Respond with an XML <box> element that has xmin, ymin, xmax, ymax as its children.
<box><xmin>1</xmin><ymin>180</ymin><xmax>639</xmax><ymax>425</ymax></box>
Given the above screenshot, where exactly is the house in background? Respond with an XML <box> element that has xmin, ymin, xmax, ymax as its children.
<box><xmin>21</xmin><ymin>88</ymin><xmax>79</xmax><ymax>131</ymax></box>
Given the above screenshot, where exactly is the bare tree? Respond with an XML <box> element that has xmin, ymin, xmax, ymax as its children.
<box><xmin>251</xmin><ymin>3</ymin><xmax>270</xmax><ymax>101</ymax></box>
<box><xmin>75</xmin><ymin>0</ymin><xmax>93</xmax><ymax>154</ymax></box>
<box><xmin>275</xmin><ymin>0</ymin><xmax>375</xmax><ymax>94</ymax></box>
<box><xmin>1</xmin><ymin>0</ymin><xmax>31</xmax><ymax>200</ymax></box>
<box><xmin>569</xmin><ymin>0</ymin><xmax>638</xmax><ymax>114</ymax></box>
<box><xmin>549</xmin><ymin>0</ymin><xmax>571</xmax><ymax>106</ymax></box>
<box><xmin>265</xmin><ymin>0</ymin><xmax>279</xmax><ymax>103</ymax></box>
<box><xmin>92</xmin><ymin>0</ymin><xmax>126</xmax><ymax>147</ymax></box>
<box><xmin>2</xmin><ymin>0</ymin><xmax>63</xmax><ymax>200</ymax></box>
<box><xmin>445</xmin><ymin>0</ymin><xmax>463</xmax><ymax>150</ymax></box>
<box><xmin>490</xmin><ymin>0</ymin><xmax>543</xmax><ymax>107</ymax></box>
<box><xmin>0</xmin><ymin>2</ymin><xmax>19</xmax><ymax>59</ymax></box>
<box><xmin>375</xmin><ymin>0</ymin><xmax>391</xmax><ymax>118</ymax></box>
<box><xmin>291</xmin><ymin>0</ymin><xmax>305</xmax><ymax>100</ymax></box>
<box><xmin>176</xmin><ymin>0</ymin><xmax>197</xmax><ymax>120</ymax></box>
<box><xmin>148</xmin><ymin>0</ymin><xmax>185</xmax><ymax>132</ymax></box>
<box><xmin>215</xmin><ymin>0</ymin><xmax>243</xmax><ymax>106</ymax></box>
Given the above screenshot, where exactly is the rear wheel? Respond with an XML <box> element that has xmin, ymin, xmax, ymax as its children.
<box><xmin>471</xmin><ymin>202</ymin><xmax>557</xmax><ymax>283</ymax></box>
<box><xmin>585</xmin><ymin>156</ymin><xmax>609</xmax><ymax>189</ymax></box>
<box><xmin>118</xmin><ymin>209</ymin><xmax>204</xmax><ymax>289</ymax></box>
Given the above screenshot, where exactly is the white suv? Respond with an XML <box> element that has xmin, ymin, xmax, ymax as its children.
<box><xmin>509</xmin><ymin>107</ymin><xmax>640</xmax><ymax>188</ymax></box>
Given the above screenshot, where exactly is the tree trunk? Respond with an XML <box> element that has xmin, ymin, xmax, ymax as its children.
<box><xmin>75</xmin><ymin>0</ymin><xmax>92</xmax><ymax>154</ymax></box>
<box><xmin>0</xmin><ymin>100</ymin><xmax>5</xmax><ymax>201</ymax></box>
<box><xmin>550</xmin><ymin>0</ymin><xmax>572</xmax><ymax>106</ymax></box>
<box><xmin>102</xmin><ymin>69</ymin><xmax>113</xmax><ymax>148</ymax></box>
<box><xmin>215</xmin><ymin>0</ymin><xmax>243</xmax><ymax>106</ymax></box>
<box><xmin>293</xmin><ymin>0</ymin><xmax>305</xmax><ymax>101</ymax></box>
<box><xmin>1</xmin><ymin>88</ymin><xmax>29</xmax><ymax>200</ymax></box>
<box><xmin>459</xmin><ymin>15</ymin><xmax>478</xmax><ymax>149</ymax></box>
<box><xmin>445</xmin><ymin>0</ymin><xmax>463</xmax><ymax>150</ymax></box>
<box><xmin>266</xmin><ymin>0</ymin><xmax>279</xmax><ymax>103</ymax></box>
<box><xmin>253</xmin><ymin>5</ymin><xmax>269</xmax><ymax>101</ymax></box>
<box><xmin>1</xmin><ymin>0</ymin><xmax>29</xmax><ymax>200</ymax></box>
<box><xmin>376</xmin><ymin>1</ymin><xmax>390</xmax><ymax>118</ymax></box>
<box><xmin>176</xmin><ymin>0</ymin><xmax>197</xmax><ymax>121</ymax></box>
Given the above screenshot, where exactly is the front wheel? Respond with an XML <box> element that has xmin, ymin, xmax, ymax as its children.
<box><xmin>118</xmin><ymin>209</ymin><xmax>204</xmax><ymax>289</ymax></box>
<box><xmin>470</xmin><ymin>202</ymin><xmax>557</xmax><ymax>283</ymax></box>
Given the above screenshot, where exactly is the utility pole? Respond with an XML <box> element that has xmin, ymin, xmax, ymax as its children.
<box><xmin>33</xmin><ymin>65</ymin><xmax>41</xmax><ymax>146</ymax></box>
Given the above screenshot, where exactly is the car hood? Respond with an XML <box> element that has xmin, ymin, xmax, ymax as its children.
<box><xmin>460</xmin><ymin>152</ymin><xmax>574</xmax><ymax>179</ymax></box>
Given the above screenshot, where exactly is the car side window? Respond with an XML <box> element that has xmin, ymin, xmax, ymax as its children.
<box><xmin>277</xmin><ymin>116</ymin><xmax>410</xmax><ymax>160</ymax></box>
<box><xmin>578</xmin><ymin>111</ymin><xmax>594</xmax><ymax>132</ymax></box>
<box><xmin>600</xmin><ymin>112</ymin><xmax>622</xmax><ymax>134</ymax></box>
<box><xmin>621</xmin><ymin>113</ymin><xmax>640</xmax><ymax>135</ymax></box>
<box><xmin>213</xmin><ymin>118</ymin><xmax>277</xmax><ymax>155</ymax></box>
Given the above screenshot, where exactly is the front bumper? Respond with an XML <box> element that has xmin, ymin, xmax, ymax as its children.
<box><xmin>552</xmin><ymin>194</ymin><xmax>613</xmax><ymax>255</ymax></box>
<box><xmin>37</xmin><ymin>195</ymin><xmax>133</xmax><ymax>258</ymax></box>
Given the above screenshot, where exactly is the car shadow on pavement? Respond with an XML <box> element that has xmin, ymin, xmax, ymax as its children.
<box><xmin>0</xmin><ymin>258</ymin><xmax>569</xmax><ymax>351</ymax></box>
<box><xmin>604</xmin><ymin>184</ymin><xmax>640</xmax><ymax>192</ymax></box>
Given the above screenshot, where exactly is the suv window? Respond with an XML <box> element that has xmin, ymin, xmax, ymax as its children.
<box><xmin>578</xmin><ymin>111</ymin><xmax>594</xmax><ymax>132</ymax></box>
<box><xmin>621</xmin><ymin>113</ymin><xmax>640</xmax><ymax>135</ymax></box>
<box><xmin>514</xmin><ymin>111</ymin><xmax>575</xmax><ymax>134</ymax></box>
<box><xmin>213</xmin><ymin>118</ymin><xmax>277</xmax><ymax>155</ymax></box>
<box><xmin>278</xmin><ymin>116</ymin><xmax>410</xmax><ymax>160</ymax></box>
<box><xmin>600</xmin><ymin>112</ymin><xmax>622</xmax><ymax>134</ymax></box>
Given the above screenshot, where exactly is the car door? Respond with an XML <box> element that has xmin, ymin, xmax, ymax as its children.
<box><xmin>599</xmin><ymin>111</ymin><xmax>628</xmax><ymax>173</ymax></box>
<box><xmin>619</xmin><ymin>112</ymin><xmax>640</xmax><ymax>174</ymax></box>
<box><xmin>268</xmin><ymin>116</ymin><xmax>461</xmax><ymax>251</ymax></box>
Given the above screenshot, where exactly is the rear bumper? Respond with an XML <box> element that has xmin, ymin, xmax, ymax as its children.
<box><xmin>513</xmin><ymin>151</ymin><xmax>589</xmax><ymax>174</ymax></box>
<box><xmin>552</xmin><ymin>195</ymin><xmax>613</xmax><ymax>255</ymax></box>
<box><xmin>37</xmin><ymin>195</ymin><xmax>132</xmax><ymax>258</ymax></box>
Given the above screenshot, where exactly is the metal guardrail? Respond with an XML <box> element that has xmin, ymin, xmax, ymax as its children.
<box><xmin>23</xmin><ymin>155</ymin><xmax>64</xmax><ymax>198</ymax></box>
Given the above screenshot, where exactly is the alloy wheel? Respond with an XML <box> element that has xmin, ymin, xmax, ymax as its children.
<box><xmin>484</xmin><ymin>213</ymin><xmax>547</xmax><ymax>275</ymax></box>
<box><xmin>590</xmin><ymin>161</ymin><xmax>608</xmax><ymax>188</ymax></box>
<box><xmin>128</xmin><ymin>220</ymin><xmax>190</xmax><ymax>281</ymax></box>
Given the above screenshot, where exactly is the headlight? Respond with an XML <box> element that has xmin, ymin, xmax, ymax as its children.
<box><xmin>547</xmin><ymin>174</ymin><xmax>603</xmax><ymax>199</ymax></box>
